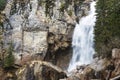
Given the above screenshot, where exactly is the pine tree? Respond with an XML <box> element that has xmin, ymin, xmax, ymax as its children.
<box><xmin>95</xmin><ymin>0</ymin><xmax>120</xmax><ymax>57</ymax></box>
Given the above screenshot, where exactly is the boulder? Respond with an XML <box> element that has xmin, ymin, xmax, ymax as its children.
<box><xmin>16</xmin><ymin>60</ymin><xmax>67</xmax><ymax>80</ymax></box>
<box><xmin>89</xmin><ymin>58</ymin><xmax>110</xmax><ymax>71</ymax></box>
<box><xmin>112</xmin><ymin>48</ymin><xmax>120</xmax><ymax>59</ymax></box>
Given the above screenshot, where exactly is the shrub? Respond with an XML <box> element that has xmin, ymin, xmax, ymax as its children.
<box><xmin>0</xmin><ymin>0</ymin><xmax>6</xmax><ymax>11</ymax></box>
<box><xmin>68</xmin><ymin>10</ymin><xmax>72</xmax><ymax>16</ymax></box>
<box><xmin>3</xmin><ymin>43</ymin><xmax>15</xmax><ymax>68</ymax></box>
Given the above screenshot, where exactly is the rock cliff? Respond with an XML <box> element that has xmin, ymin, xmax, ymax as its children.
<box><xmin>0</xmin><ymin>0</ymin><xmax>92</xmax><ymax>80</ymax></box>
<box><xmin>1</xmin><ymin>0</ymin><xmax>90</xmax><ymax>67</ymax></box>
<box><xmin>0</xmin><ymin>0</ymin><xmax>120</xmax><ymax>80</ymax></box>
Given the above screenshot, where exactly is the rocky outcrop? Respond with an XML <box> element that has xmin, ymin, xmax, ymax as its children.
<box><xmin>16</xmin><ymin>60</ymin><xmax>67</xmax><ymax>80</ymax></box>
<box><xmin>111</xmin><ymin>48</ymin><xmax>120</xmax><ymax>79</ymax></box>
<box><xmin>2</xmin><ymin>0</ymin><xmax>91</xmax><ymax>67</ymax></box>
<box><xmin>65</xmin><ymin>58</ymin><xmax>110</xmax><ymax>80</ymax></box>
<box><xmin>0</xmin><ymin>0</ymin><xmax>91</xmax><ymax>79</ymax></box>
<box><xmin>64</xmin><ymin>51</ymin><xmax>120</xmax><ymax>80</ymax></box>
<box><xmin>112</xmin><ymin>48</ymin><xmax>120</xmax><ymax>59</ymax></box>
<box><xmin>0</xmin><ymin>0</ymin><xmax>120</xmax><ymax>80</ymax></box>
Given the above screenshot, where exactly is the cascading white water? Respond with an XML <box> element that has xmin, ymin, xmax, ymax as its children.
<box><xmin>68</xmin><ymin>1</ymin><xmax>96</xmax><ymax>72</ymax></box>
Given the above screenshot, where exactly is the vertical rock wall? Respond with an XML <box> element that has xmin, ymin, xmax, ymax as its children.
<box><xmin>2</xmin><ymin>0</ymin><xmax>91</xmax><ymax>67</ymax></box>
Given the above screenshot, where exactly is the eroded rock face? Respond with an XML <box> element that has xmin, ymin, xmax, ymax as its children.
<box><xmin>23</xmin><ymin>31</ymin><xmax>48</xmax><ymax>56</ymax></box>
<box><xmin>16</xmin><ymin>60</ymin><xmax>67</xmax><ymax>80</ymax></box>
<box><xmin>112</xmin><ymin>48</ymin><xmax>120</xmax><ymax>59</ymax></box>
<box><xmin>66</xmin><ymin>58</ymin><xmax>110</xmax><ymax>79</ymax></box>
<box><xmin>3</xmin><ymin>0</ymin><xmax>90</xmax><ymax>66</ymax></box>
<box><xmin>3</xmin><ymin>0</ymin><xmax>49</xmax><ymax>61</ymax></box>
<box><xmin>111</xmin><ymin>48</ymin><xmax>120</xmax><ymax>77</ymax></box>
<box><xmin>65</xmin><ymin>57</ymin><xmax>120</xmax><ymax>80</ymax></box>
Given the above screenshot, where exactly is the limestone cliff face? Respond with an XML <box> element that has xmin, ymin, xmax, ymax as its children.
<box><xmin>1</xmin><ymin>0</ymin><xmax>120</xmax><ymax>80</ymax></box>
<box><xmin>2</xmin><ymin>0</ymin><xmax>90</xmax><ymax>66</ymax></box>
<box><xmin>16</xmin><ymin>60</ymin><xmax>67</xmax><ymax>80</ymax></box>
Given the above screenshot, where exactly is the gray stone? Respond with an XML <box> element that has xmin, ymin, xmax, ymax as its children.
<box><xmin>23</xmin><ymin>31</ymin><xmax>48</xmax><ymax>55</ymax></box>
<box><xmin>3</xmin><ymin>0</ymin><xmax>90</xmax><ymax>65</ymax></box>
<box><xmin>112</xmin><ymin>48</ymin><xmax>120</xmax><ymax>59</ymax></box>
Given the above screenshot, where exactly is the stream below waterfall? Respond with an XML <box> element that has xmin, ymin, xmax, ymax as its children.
<box><xmin>68</xmin><ymin>1</ymin><xmax>96</xmax><ymax>72</ymax></box>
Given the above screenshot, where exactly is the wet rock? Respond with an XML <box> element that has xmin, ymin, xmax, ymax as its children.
<box><xmin>93</xmin><ymin>53</ymin><xmax>99</xmax><ymax>59</ymax></box>
<box><xmin>56</xmin><ymin>47</ymin><xmax>73</xmax><ymax>70</ymax></box>
<box><xmin>66</xmin><ymin>58</ymin><xmax>113</xmax><ymax>80</ymax></box>
<box><xmin>89</xmin><ymin>58</ymin><xmax>110</xmax><ymax>71</ymax></box>
<box><xmin>76</xmin><ymin>65</ymin><xmax>86</xmax><ymax>71</ymax></box>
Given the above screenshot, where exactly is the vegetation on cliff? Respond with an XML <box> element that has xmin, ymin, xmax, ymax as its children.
<box><xmin>0</xmin><ymin>0</ymin><xmax>6</xmax><ymax>24</ymax></box>
<box><xmin>39</xmin><ymin>0</ymin><xmax>84</xmax><ymax>18</ymax></box>
<box><xmin>95</xmin><ymin>0</ymin><xmax>120</xmax><ymax>57</ymax></box>
<box><xmin>0</xmin><ymin>0</ymin><xmax>6</xmax><ymax>11</ymax></box>
<box><xmin>3</xmin><ymin>43</ymin><xmax>15</xmax><ymax>68</ymax></box>
<box><xmin>0</xmin><ymin>0</ymin><xmax>6</xmax><ymax>63</ymax></box>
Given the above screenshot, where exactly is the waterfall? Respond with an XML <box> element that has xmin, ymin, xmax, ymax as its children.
<box><xmin>68</xmin><ymin>1</ymin><xmax>96</xmax><ymax>72</ymax></box>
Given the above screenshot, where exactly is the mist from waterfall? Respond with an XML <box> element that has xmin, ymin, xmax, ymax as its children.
<box><xmin>68</xmin><ymin>1</ymin><xmax>96</xmax><ymax>72</ymax></box>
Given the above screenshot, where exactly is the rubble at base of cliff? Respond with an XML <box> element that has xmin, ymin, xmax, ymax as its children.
<box><xmin>61</xmin><ymin>48</ymin><xmax>120</xmax><ymax>80</ymax></box>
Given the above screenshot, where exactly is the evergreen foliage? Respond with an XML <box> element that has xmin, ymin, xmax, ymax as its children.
<box><xmin>0</xmin><ymin>0</ymin><xmax>6</xmax><ymax>11</ymax></box>
<box><xmin>3</xmin><ymin>43</ymin><xmax>15</xmax><ymax>68</ymax></box>
<box><xmin>95</xmin><ymin>0</ymin><xmax>120</xmax><ymax>57</ymax></box>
